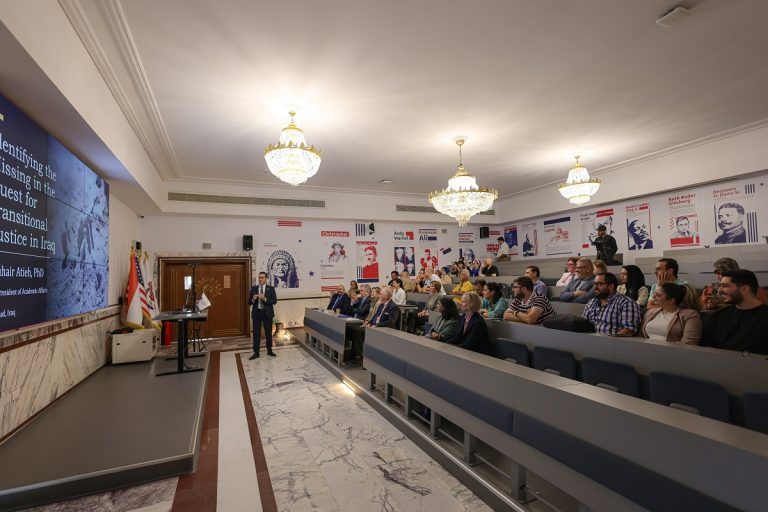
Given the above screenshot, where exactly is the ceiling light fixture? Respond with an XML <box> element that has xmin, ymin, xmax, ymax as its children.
<box><xmin>558</xmin><ymin>155</ymin><xmax>601</xmax><ymax>205</ymax></box>
<box><xmin>264</xmin><ymin>110</ymin><xmax>322</xmax><ymax>186</ymax></box>
<box><xmin>428</xmin><ymin>137</ymin><xmax>498</xmax><ymax>226</ymax></box>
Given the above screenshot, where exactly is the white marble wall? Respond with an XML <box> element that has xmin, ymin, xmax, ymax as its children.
<box><xmin>0</xmin><ymin>310</ymin><xmax>117</xmax><ymax>439</ymax></box>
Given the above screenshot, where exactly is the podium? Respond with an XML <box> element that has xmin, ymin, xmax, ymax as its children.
<box><xmin>153</xmin><ymin>310</ymin><xmax>208</xmax><ymax>376</ymax></box>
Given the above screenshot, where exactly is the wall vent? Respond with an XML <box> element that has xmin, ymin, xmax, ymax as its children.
<box><xmin>168</xmin><ymin>192</ymin><xmax>325</xmax><ymax>208</ymax></box>
<box><xmin>396</xmin><ymin>204</ymin><xmax>495</xmax><ymax>216</ymax></box>
<box><xmin>202</xmin><ymin>242</ymin><xmax>212</xmax><ymax>250</ymax></box>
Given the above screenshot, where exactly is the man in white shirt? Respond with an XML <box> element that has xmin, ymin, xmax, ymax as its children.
<box><xmin>496</xmin><ymin>236</ymin><xmax>509</xmax><ymax>261</ymax></box>
<box><xmin>556</xmin><ymin>257</ymin><xmax>579</xmax><ymax>287</ymax></box>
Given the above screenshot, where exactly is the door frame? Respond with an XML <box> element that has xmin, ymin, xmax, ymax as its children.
<box><xmin>158</xmin><ymin>256</ymin><xmax>252</xmax><ymax>338</ymax></box>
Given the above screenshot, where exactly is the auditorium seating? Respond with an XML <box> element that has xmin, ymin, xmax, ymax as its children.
<box><xmin>495</xmin><ymin>338</ymin><xmax>530</xmax><ymax>366</ymax></box>
<box><xmin>581</xmin><ymin>357</ymin><xmax>640</xmax><ymax>397</ymax></box>
<box><xmin>743</xmin><ymin>393</ymin><xmax>768</xmax><ymax>434</ymax></box>
<box><xmin>533</xmin><ymin>346</ymin><xmax>578</xmax><ymax>379</ymax></box>
<box><xmin>649</xmin><ymin>372</ymin><xmax>731</xmax><ymax>422</ymax></box>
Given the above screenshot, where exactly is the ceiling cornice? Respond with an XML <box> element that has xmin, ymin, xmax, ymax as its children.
<box><xmin>59</xmin><ymin>0</ymin><xmax>182</xmax><ymax>179</ymax></box>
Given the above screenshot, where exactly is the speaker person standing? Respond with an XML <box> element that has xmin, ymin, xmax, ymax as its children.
<box><xmin>248</xmin><ymin>271</ymin><xmax>277</xmax><ymax>359</ymax></box>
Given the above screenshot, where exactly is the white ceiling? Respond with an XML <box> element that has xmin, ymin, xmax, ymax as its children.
<box><xmin>67</xmin><ymin>0</ymin><xmax>768</xmax><ymax>198</ymax></box>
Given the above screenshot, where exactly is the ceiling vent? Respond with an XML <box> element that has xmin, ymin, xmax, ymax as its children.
<box><xmin>656</xmin><ymin>6</ymin><xmax>692</xmax><ymax>28</ymax></box>
<box><xmin>396</xmin><ymin>204</ymin><xmax>495</xmax><ymax>216</ymax></box>
<box><xmin>168</xmin><ymin>192</ymin><xmax>325</xmax><ymax>208</ymax></box>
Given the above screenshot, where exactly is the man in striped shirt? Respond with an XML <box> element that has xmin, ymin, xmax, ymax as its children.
<box><xmin>583</xmin><ymin>272</ymin><xmax>642</xmax><ymax>336</ymax></box>
<box><xmin>503</xmin><ymin>277</ymin><xmax>555</xmax><ymax>325</ymax></box>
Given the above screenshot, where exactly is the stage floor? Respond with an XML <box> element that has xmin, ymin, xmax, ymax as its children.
<box><xmin>0</xmin><ymin>354</ymin><xmax>209</xmax><ymax>511</ymax></box>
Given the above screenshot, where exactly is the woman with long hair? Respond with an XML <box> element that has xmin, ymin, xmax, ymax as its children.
<box><xmin>642</xmin><ymin>282</ymin><xmax>702</xmax><ymax>344</ymax></box>
<box><xmin>617</xmin><ymin>264</ymin><xmax>649</xmax><ymax>307</ymax></box>
<box><xmin>427</xmin><ymin>296</ymin><xmax>459</xmax><ymax>342</ymax></box>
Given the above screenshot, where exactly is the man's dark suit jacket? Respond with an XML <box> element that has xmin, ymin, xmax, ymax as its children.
<box><xmin>449</xmin><ymin>312</ymin><xmax>492</xmax><ymax>355</ymax></box>
<box><xmin>370</xmin><ymin>300</ymin><xmax>401</xmax><ymax>328</ymax></box>
<box><xmin>248</xmin><ymin>284</ymin><xmax>277</xmax><ymax>319</ymax></box>
<box><xmin>352</xmin><ymin>296</ymin><xmax>371</xmax><ymax>319</ymax></box>
<box><xmin>327</xmin><ymin>292</ymin><xmax>352</xmax><ymax>315</ymax></box>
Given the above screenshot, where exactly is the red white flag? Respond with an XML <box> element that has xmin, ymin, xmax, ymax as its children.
<box><xmin>122</xmin><ymin>249</ymin><xmax>144</xmax><ymax>328</ymax></box>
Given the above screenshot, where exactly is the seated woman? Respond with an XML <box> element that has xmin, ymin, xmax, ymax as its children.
<box><xmin>479</xmin><ymin>282</ymin><xmax>509</xmax><ymax>320</ymax></box>
<box><xmin>469</xmin><ymin>260</ymin><xmax>481</xmax><ymax>277</ymax></box>
<box><xmin>449</xmin><ymin>292</ymin><xmax>492</xmax><ymax>355</ymax></box>
<box><xmin>592</xmin><ymin>260</ymin><xmax>608</xmax><ymax>274</ymax></box>
<box><xmin>414</xmin><ymin>281</ymin><xmax>444</xmax><ymax>332</ymax></box>
<box><xmin>617</xmin><ymin>264</ymin><xmax>649</xmax><ymax>307</ymax></box>
<box><xmin>426</xmin><ymin>296</ymin><xmax>459</xmax><ymax>342</ymax></box>
<box><xmin>700</xmin><ymin>257</ymin><xmax>768</xmax><ymax>310</ymax></box>
<box><xmin>642</xmin><ymin>282</ymin><xmax>702</xmax><ymax>345</ymax></box>
<box><xmin>390</xmin><ymin>278</ymin><xmax>407</xmax><ymax>305</ymax></box>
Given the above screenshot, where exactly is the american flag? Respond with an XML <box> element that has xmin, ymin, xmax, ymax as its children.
<box><xmin>355</xmin><ymin>223</ymin><xmax>367</xmax><ymax>236</ymax></box>
<box><xmin>134</xmin><ymin>252</ymin><xmax>151</xmax><ymax>321</ymax></box>
<box><xmin>278</xmin><ymin>220</ymin><xmax>302</xmax><ymax>227</ymax></box>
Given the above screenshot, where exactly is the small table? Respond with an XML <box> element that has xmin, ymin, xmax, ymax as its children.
<box><xmin>153</xmin><ymin>310</ymin><xmax>208</xmax><ymax>377</ymax></box>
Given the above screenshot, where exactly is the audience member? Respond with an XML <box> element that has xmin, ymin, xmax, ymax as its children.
<box><xmin>390</xmin><ymin>279</ymin><xmax>407</xmax><ymax>305</ymax></box>
<box><xmin>560</xmin><ymin>258</ymin><xmax>596</xmax><ymax>303</ymax></box>
<box><xmin>387</xmin><ymin>271</ymin><xmax>399</xmax><ymax>287</ymax></box>
<box><xmin>327</xmin><ymin>285</ymin><xmax>352</xmax><ymax>314</ymax></box>
<box><xmin>700</xmin><ymin>257</ymin><xmax>768</xmax><ymax>310</ymax></box>
<box><xmin>556</xmin><ymin>257</ymin><xmax>579</xmax><ymax>287</ymax></box>
<box><xmin>427</xmin><ymin>296</ymin><xmax>459</xmax><ymax>342</ymax></box>
<box><xmin>582</xmin><ymin>272</ymin><xmax>642</xmax><ymax>336</ymax></box>
<box><xmin>400</xmin><ymin>271</ymin><xmax>416</xmax><ymax>292</ymax></box>
<box><xmin>347</xmin><ymin>280</ymin><xmax>359</xmax><ymax>298</ymax></box>
<box><xmin>592</xmin><ymin>224</ymin><xmax>618</xmax><ymax>264</ymax></box>
<box><xmin>700</xmin><ymin>270</ymin><xmax>768</xmax><ymax>354</ymax></box>
<box><xmin>423</xmin><ymin>267</ymin><xmax>437</xmax><ymax>288</ymax></box>
<box><xmin>365</xmin><ymin>287</ymin><xmax>401</xmax><ymax>328</ymax></box>
<box><xmin>439</xmin><ymin>269</ymin><xmax>454</xmax><ymax>287</ymax></box>
<box><xmin>469</xmin><ymin>260</ymin><xmax>481</xmax><ymax>277</ymax></box>
<box><xmin>617</xmin><ymin>265</ymin><xmax>649</xmax><ymax>307</ymax></box>
<box><xmin>415</xmin><ymin>281</ymin><xmax>445</xmax><ymax>331</ymax></box>
<box><xmin>479</xmin><ymin>282</ymin><xmax>509</xmax><ymax>319</ymax></box>
<box><xmin>504</xmin><ymin>277</ymin><xmax>555</xmax><ymax>325</ymax></box>
<box><xmin>451</xmin><ymin>269</ymin><xmax>474</xmax><ymax>303</ymax></box>
<box><xmin>593</xmin><ymin>260</ymin><xmax>608</xmax><ymax>274</ymax></box>
<box><xmin>525</xmin><ymin>265</ymin><xmax>548</xmax><ymax>296</ymax></box>
<box><xmin>351</xmin><ymin>285</ymin><xmax>372</xmax><ymax>320</ymax></box>
<box><xmin>647</xmin><ymin>258</ymin><xmax>688</xmax><ymax>309</ymax></box>
<box><xmin>473</xmin><ymin>278</ymin><xmax>487</xmax><ymax>295</ymax></box>
<box><xmin>414</xmin><ymin>268</ymin><xmax>426</xmax><ymax>292</ymax></box>
<box><xmin>350</xmin><ymin>287</ymin><xmax>380</xmax><ymax>360</ymax></box>
<box><xmin>641</xmin><ymin>282</ymin><xmax>702</xmax><ymax>345</ymax></box>
<box><xmin>496</xmin><ymin>236</ymin><xmax>510</xmax><ymax>261</ymax></box>
<box><xmin>449</xmin><ymin>291</ymin><xmax>492</xmax><ymax>355</ymax></box>
<box><xmin>479</xmin><ymin>257</ymin><xmax>499</xmax><ymax>277</ymax></box>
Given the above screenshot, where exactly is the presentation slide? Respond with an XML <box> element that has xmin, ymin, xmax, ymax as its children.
<box><xmin>0</xmin><ymin>93</ymin><xmax>109</xmax><ymax>332</ymax></box>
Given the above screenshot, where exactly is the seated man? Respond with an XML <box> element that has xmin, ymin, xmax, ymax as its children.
<box><xmin>700</xmin><ymin>258</ymin><xmax>768</xmax><ymax>309</ymax></box>
<box><xmin>525</xmin><ymin>265</ymin><xmax>548</xmax><ymax>296</ymax></box>
<box><xmin>473</xmin><ymin>278</ymin><xmax>486</xmax><ymax>295</ymax></box>
<box><xmin>503</xmin><ymin>277</ymin><xmax>555</xmax><ymax>325</ymax></box>
<box><xmin>479</xmin><ymin>257</ymin><xmax>499</xmax><ymax>277</ymax></box>
<box><xmin>582</xmin><ymin>272</ymin><xmax>642</xmax><ymax>336</ymax></box>
<box><xmin>647</xmin><ymin>258</ymin><xmax>688</xmax><ymax>309</ymax></box>
<box><xmin>450</xmin><ymin>269</ymin><xmax>474</xmax><ymax>303</ymax></box>
<box><xmin>327</xmin><ymin>285</ymin><xmax>352</xmax><ymax>315</ymax></box>
<box><xmin>559</xmin><ymin>258</ymin><xmax>596</xmax><ymax>303</ymax></box>
<box><xmin>400</xmin><ymin>271</ymin><xmax>416</xmax><ymax>292</ymax></box>
<box><xmin>496</xmin><ymin>236</ymin><xmax>510</xmax><ymax>261</ymax></box>
<box><xmin>364</xmin><ymin>287</ymin><xmax>401</xmax><ymax>329</ymax></box>
<box><xmin>351</xmin><ymin>284</ymin><xmax>372</xmax><ymax>320</ymax></box>
<box><xmin>700</xmin><ymin>270</ymin><xmax>768</xmax><ymax>354</ymax></box>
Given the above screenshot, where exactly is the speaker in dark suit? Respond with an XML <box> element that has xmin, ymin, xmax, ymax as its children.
<box><xmin>247</xmin><ymin>271</ymin><xmax>277</xmax><ymax>358</ymax></box>
<box><xmin>327</xmin><ymin>288</ymin><xmax>352</xmax><ymax>315</ymax></box>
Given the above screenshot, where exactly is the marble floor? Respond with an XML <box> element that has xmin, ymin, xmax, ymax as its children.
<box><xmin>21</xmin><ymin>335</ymin><xmax>492</xmax><ymax>511</ymax></box>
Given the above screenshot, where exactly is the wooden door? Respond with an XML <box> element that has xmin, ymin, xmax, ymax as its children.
<box><xmin>159</xmin><ymin>258</ymin><xmax>250</xmax><ymax>338</ymax></box>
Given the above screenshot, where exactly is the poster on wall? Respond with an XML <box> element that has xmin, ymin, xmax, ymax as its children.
<box><xmin>543</xmin><ymin>216</ymin><xmax>571</xmax><ymax>255</ymax></box>
<box><xmin>418</xmin><ymin>228</ymin><xmax>438</xmax><ymax>242</ymax></box>
<box><xmin>503</xmin><ymin>225</ymin><xmax>519</xmax><ymax>256</ymax></box>
<box><xmin>261</xmin><ymin>243</ymin><xmax>301</xmax><ymax>289</ymax></box>
<box><xmin>393</xmin><ymin>246</ymin><xmax>416</xmax><ymax>275</ymax></box>
<box><xmin>418</xmin><ymin>248</ymin><xmax>438</xmax><ymax>270</ymax></box>
<box><xmin>580</xmin><ymin>208</ymin><xmax>615</xmax><ymax>249</ymax></box>
<box><xmin>459</xmin><ymin>247</ymin><xmax>477</xmax><ymax>263</ymax></box>
<box><xmin>712</xmin><ymin>183</ymin><xmax>760</xmax><ymax>245</ymax></box>
<box><xmin>625</xmin><ymin>202</ymin><xmax>654</xmax><ymax>250</ymax></box>
<box><xmin>356</xmin><ymin>241</ymin><xmax>379</xmax><ymax>283</ymax></box>
<box><xmin>667</xmin><ymin>193</ymin><xmax>700</xmax><ymax>248</ymax></box>
<box><xmin>458</xmin><ymin>232</ymin><xmax>474</xmax><ymax>244</ymax></box>
<box><xmin>319</xmin><ymin>230</ymin><xmax>350</xmax><ymax>280</ymax></box>
<box><xmin>520</xmin><ymin>222</ymin><xmax>538</xmax><ymax>257</ymax></box>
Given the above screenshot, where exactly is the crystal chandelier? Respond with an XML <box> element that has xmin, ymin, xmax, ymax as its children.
<box><xmin>558</xmin><ymin>155</ymin><xmax>601</xmax><ymax>205</ymax></box>
<box><xmin>428</xmin><ymin>138</ymin><xmax>498</xmax><ymax>226</ymax></box>
<box><xmin>264</xmin><ymin>110</ymin><xmax>322</xmax><ymax>186</ymax></box>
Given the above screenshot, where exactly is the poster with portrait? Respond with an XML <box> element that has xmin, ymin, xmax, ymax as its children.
<box><xmin>319</xmin><ymin>230</ymin><xmax>350</xmax><ymax>280</ymax></box>
<box><xmin>580</xmin><ymin>208</ymin><xmax>615</xmax><ymax>250</ymax></box>
<box><xmin>503</xmin><ymin>225</ymin><xmax>519</xmax><ymax>256</ymax></box>
<box><xmin>356</xmin><ymin>241</ymin><xmax>379</xmax><ymax>283</ymax></box>
<box><xmin>667</xmin><ymin>193</ymin><xmax>700</xmax><ymax>248</ymax></box>
<box><xmin>393</xmin><ymin>246</ymin><xmax>416</xmax><ymax>275</ymax></box>
<box><xmin>625</xmin><ymin>202</ymin><xmax>654</xmax><ymax>251</ymax></box>
<box><xmin>261</xmin><ymin>243</ymin><xmax>301</xmax><ymax>289</ymax></box>
<box><xmin>459</xmin><ymin>247</ymin><xmax>477</xmax><ymax>263</ymax></box>
<box><xmin>543</xmin><ymin>216</ymin><xmax>571</xmax><ymax>255</ymax></box>
<box><xmin>520</xmin><ymin>221</ymin><xmax>538</xmax><ymax>257</ymax></box>
<box><xmin>711</xmin><ymin>183</ymin><xmax>760</xmax><ymax>245</ymax></box>
<box><xmin>418</xmin><ymin>247</ymin><xmax>438</xmax><ymax>270</ymax></box>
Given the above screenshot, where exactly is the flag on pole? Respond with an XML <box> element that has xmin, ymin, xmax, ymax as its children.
<box><xmin>141</xmin><ymin>251</ymin><xmax>161</xmax><ymax>329</ymax></box>
<box><xmin>122</xmin><ymin>248</ymin><xmax>144</xmax><ymax>329</ymax></box>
